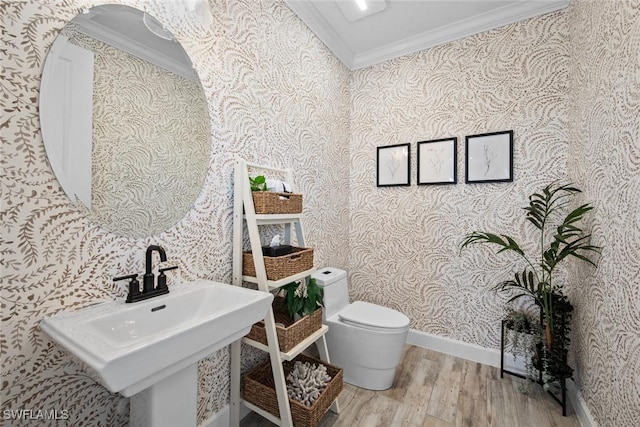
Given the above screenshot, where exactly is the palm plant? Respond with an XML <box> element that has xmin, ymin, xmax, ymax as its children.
<box><xmin>460</xmin><ymin>182</ymin><xmax>601</xmax><ymax>349</ymax></box>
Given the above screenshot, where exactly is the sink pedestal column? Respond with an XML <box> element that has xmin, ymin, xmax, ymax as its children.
<box><xmin>130</xmin><ymin>364</ymin><xmax>197</xmax><ymax>427</ymax></box>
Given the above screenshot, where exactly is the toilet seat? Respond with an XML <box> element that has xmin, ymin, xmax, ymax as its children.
<box><xmin>338</xmin><ymin>301</ymin><xmax>409</xmax><ymax>332</ymax></box>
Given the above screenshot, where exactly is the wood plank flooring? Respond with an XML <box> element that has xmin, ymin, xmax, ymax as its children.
<box><xmin>240</xmin><ymin>345</ymin><xmax>580</xmax><ymax>427</ymax></box>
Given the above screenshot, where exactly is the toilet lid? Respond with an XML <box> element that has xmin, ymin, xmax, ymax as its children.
<box><xmin>338</xmin><ymin>301</ymin><xmax>409</xmax><ymax>330</ymax></box>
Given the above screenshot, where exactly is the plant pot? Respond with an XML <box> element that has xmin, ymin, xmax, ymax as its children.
<box><xmin>532</xmin><ymin>342</ymin><xmax>544</xmax><ymax>371</ymax></box>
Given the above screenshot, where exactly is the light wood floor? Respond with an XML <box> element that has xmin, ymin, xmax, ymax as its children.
<box><xmin>240</xmin><ymin>345</ymin><xmax>580</xmax><ymax>427</ymax></box>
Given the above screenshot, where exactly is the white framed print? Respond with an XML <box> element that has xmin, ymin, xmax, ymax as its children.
<box><xmin>377</xmin><ymin>143</ymin><xmax>410</xmax><ymax>187</ymax></box>
<box><xmin>417</xmin><ymin>137</ymin><xmax>457</xmax><ymax>185</ymax></box>
<box><xmin>465</xmin><ymin>130</ymin><xmax>513</xmax><ymax>183</ymax></box>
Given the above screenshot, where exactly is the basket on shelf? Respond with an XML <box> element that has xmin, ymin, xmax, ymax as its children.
<box><xmin>247</xmin><ymin>297</ymin><xmax>323</xmax><ymax>352</ymax></box>
<box><xmin>252</xmin><ymin>191</ymin><xmax>302</xmax><ymax>214</ymax></box>
<box><xmin>243</xmin><ymin>247</ymin><xmax>313</xmax><ymax>281</ymax></box>
<box><xmin>242</xmin><ymin>353</ymin><xmax>343</xmax><ymax>427</ymax></box>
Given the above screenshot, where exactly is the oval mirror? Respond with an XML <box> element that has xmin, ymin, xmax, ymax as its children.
<box><xmin>40</xmin><ymin>5</ymin><xmax>210</xmax><ymax>238</ymax></box>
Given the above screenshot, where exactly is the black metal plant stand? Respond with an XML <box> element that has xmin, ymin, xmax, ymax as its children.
<box><xmin>499</xmin><ymin>307</ymin><xmax>568</xmax><ymax>416</ymax></box>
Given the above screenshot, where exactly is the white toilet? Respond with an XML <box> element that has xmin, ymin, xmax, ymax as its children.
<box><xmin>312</xmin><ymin>267</ymin><xmax>410</xmax><ymax>391</ymax></box>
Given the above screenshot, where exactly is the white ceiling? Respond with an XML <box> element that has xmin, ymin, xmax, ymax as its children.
<box><xmin>72</xmin><ymin>5</ymin><xmax>197</xmax><ymax>81</ymax></box>
<box><xmin>284</xmin><ymin>0</ymin><xmax>569</xmax><ymax>70</ymax></box>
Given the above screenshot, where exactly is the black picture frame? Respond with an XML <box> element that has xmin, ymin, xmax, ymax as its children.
<box><xmin>417</xmin><ymin>137</ymin><xmax>457</xmax><ymax>185</ymax></box>
<box><xmin>465</xmin><ymin>130</ymin><xmax>513</xmax><ymax>183</ymax></box>
<box><xmin>376</xmin><ymin>143</ymin><xmax>410</xmax><ymax>187</ymax></box>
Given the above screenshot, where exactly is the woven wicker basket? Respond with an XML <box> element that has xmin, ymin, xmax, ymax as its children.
<box><xmin>252</xmin><ymin>192</ymin><xmax>302</xmax><ymax>214</ymax></box>
<box><xmin>242</xmin><ymin>354</ymin><xmax>343</xmax><ymax>427</ymax></box>
<box><xmin>243</xmin><ymin>247</ymin><xmax>313</xmax><ymax>281</ymax></box>
<box><xmin>247</xmin><ymin>297</ymin><xmax>323</xmax><ymax>352</ymax></box>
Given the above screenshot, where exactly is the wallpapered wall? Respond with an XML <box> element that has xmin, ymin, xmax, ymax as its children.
<box><xmin>1</xmin><ymin>0</ymin><xmax>350</xmax><ymax>425</ymax></box>
<box><xmin>349</xmin><ymin>12</ymin><xmax>570</xmax><ymax>344</ymax></box>
<box><xmin>2</xmin><ymin>0</ymin><xmax>638</xmax><ymax>426</ymax></box>
<box><xmin>62</xmin><ymin>26</ymin><xmax>210</xmax><ymax>237</ymax></box>
<box><xmin>566</xmin><ymin>0</ymin><xmax>640</xmax><ymax>424</ymax></box>
<box><xmin>347</xmin><ymin>2</ymin><xmax>640</xmax><ymax>425</ymax></box>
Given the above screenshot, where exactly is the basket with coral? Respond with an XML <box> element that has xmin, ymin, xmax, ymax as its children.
<box><xmin>242</xmin><ymin>353</ymin><xmax>343</xmax><ymax>427</ymax></box>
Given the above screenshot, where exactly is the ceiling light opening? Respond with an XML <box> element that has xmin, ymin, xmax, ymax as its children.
<box><xmin>337</xmin><ymin>0</ymin><xmax>386</xmax><ymax>23</ymax></box>
<box><xmin>355</xmin><ymin>0</ymin><xmax>368</xmax><ymax>11</ymax></box>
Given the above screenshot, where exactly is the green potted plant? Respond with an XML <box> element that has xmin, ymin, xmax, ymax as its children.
<box><xmin>249</xmin><ymin>175</ymin><xmax>267</xmax><ymax>191</ymax></box>
<box><xmin>503</xmin><ymin>306</ymin><xmax>543</xmax><ymax>391</ymax></box>
<box><xmin>247</xmin><ymin>278</ymin><xmax>323</xmax><ymax>353</ymax></box>
<box><xmin>279</xmin><ymin>277</ymin><xmax>324</xmax><ymax>319</ymax></box>
<box><xmin>460</xmin><ymin>182</ymin><xmax>601</xmax><ymax>383</ymax></box>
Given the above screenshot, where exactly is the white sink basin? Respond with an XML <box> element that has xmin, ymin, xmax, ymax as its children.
<box><xmin>40</xmin><ymin>280</ymin><xmax>273</xmax><ymax>397</ymax></box>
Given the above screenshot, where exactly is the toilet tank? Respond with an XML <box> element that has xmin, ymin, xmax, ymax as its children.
<box><xmin>312</xmin><ymin>268</ymin><xmax>349</xmax><ymax>318</ymax></box>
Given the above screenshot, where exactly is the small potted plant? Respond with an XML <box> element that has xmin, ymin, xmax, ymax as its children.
<box><xmin>503</xmin><ymin>306</ymin><xmax>543</xmax><ymax>392</ymax></box>
<box><xmin>249</xmin><ymin>174</ymin><xmax>268</xmax><ymax>191</ymax></box>
<box><xmin>247</xmin><ymin>278</ymin><xmax>324</xmax><ymax>352</ymax></box>
<box><xmin>279</xmin><ymin>277</ymin><xmax>324</xmax><ymax>319</ymax></box>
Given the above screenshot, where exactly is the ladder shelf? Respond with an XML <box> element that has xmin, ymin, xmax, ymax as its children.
<box><xmin>230</xmin><ymin>158</ymin><xmax>340</xmax><ymax>427</ymax></box>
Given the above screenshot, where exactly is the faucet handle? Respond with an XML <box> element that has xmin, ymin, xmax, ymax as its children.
<box><xmin>114</xmin><ymin>274</ymin><xmax>140</xmax><ymax>303</ymax></box>
<box><xmin>157</xmin><ymin>266</ymin><xmax>178</xmax><ymax>290</ymax></box>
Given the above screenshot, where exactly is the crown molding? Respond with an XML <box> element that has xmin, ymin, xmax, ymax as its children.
<box><xmin>286</xmin><ymin>0</ymin><xmax>569</xmax><ymax>71</ymax></box>
<box><xmin>73</xmin><ymin>15</ymin><xmax>197</xmax><ymax>81</ymax></box>
<box><xmin>352</xmin><ymin>0</ymin><xmax>569</xmax><ymax>70</ymax></box>
<box><xmin>284</xmin><ymin>0</ymin><xmax>355</xmax><ymax>69</ymax></box>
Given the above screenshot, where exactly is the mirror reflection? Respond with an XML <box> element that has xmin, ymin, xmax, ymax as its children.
<box><xmin>40</xmin><ymin>5</ymin><xmax>210</xmax><ymax>238</ymax></box>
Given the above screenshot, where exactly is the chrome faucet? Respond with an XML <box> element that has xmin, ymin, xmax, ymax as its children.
<box><xmin>113</xmin><ymin>245</ymin><xmax>177</xmax><ymax>303</ymax></box>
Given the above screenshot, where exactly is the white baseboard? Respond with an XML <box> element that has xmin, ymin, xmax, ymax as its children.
<box><xmin>406</xmin><ymin>328</ymin><xmax>526</xmax><ymax>373</ymax></box>
<box><xmin>406</xmin><ymin>329</ymin><xmax>594</xmax><ymax>427</ymax></box>
<box><xmin>567</xmin><ymin>379</ymin><xmax>596</xmax><ymax>427</ymax></box>
<box><xmin>199</xmin><ymin>404</ymin><xmax>251</xmax><ymax>427</ymax></box>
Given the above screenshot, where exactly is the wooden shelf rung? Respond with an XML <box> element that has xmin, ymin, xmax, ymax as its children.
<box><xmin>243</xmin><ymin>213</ymin><xmax>303</xmax><ymax>225</ymax></box>
<box><xmin>241</xmin><ymin>399</ymin><xmax>283</xmax><ymax>425</ymax></box>
<box><xmin>243</xmin><ymin>325</ymin><xmax>328</xmax><ymax>361</ymax></box>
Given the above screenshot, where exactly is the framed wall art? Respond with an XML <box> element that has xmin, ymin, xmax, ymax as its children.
<box><xmin>376</xmin><ymin>143</ymin><xmax>410</xmax><ymax>187</ymax></box>
<box><xmin>465</xmin><ymin>130</ymin><xmax>513</xmax><ymax>183</ymax></box>
<box><xmin>417</xmin><ymin>137</ymin><xmax>457</xmax><ymax>185</ymax></box>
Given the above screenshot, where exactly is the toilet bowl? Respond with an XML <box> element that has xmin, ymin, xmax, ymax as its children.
<box><xmin>312</xmin><ymin>268</ymin><xmax>410</xmax><ymax>391</ymax></box>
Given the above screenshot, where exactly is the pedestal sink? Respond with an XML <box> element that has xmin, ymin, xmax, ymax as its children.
<box><xmin>40</xmin><ymin>280</ymin><xmax>273</xmax><ymax>427</ymax></box>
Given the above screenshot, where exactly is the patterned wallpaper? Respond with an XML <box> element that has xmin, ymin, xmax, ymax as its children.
<box><xmin>2</xmin><ymin>0</ymin><xmax>638</xmax><ymax>426</ymax></box>
<box><xmin>348</xmin><ymin>12</ymin><xmax>570</xmax><ymax>343</ymax></box>
<box><xmin>347</xmin><ymin>2</ymin><xmax>640</xmax><ymax>425</ymax></box>
<box><xmin>566</xmin><ymin>0</ymin><xmax>640</xmax><ymax>425</ymax></box>
<box><xmin>0</xmin><ymin>0</ymin><xmax>350</xmax><ymax>425</ymax></box>
<box><xmin>61</xmin><ymin>27</ymin><xmax>211</xmax><ymax>238</ymax></box>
